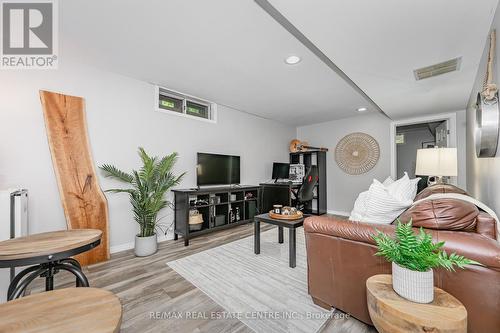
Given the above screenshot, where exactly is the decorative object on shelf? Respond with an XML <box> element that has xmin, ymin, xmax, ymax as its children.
<box><xmin>269</xmin><ymin>209</ymin><xmax>303</xmax><ymax>220</ymax></box>
<box><xmin>229</xmin><ymin>208</ymin><xmax>236</xmax><ymax>223</ymax></box>
<box><xmin>289</xmin><ymin>164</ymin><xmax>305</xmax><ymax>183</ymax></box>
<box><xmin>191</xmin><ymin>199</ymin><xmax>208</xmax><ymax>207</ymax></box>
<box><xmin>476</xmin><ymin>29</ymin><xmax>499</xmax><ymax>158</ymax></box>
<box><xmin>273</xmin><ymin>204</ymin><xmax>282</xmax><ymax>214</ymax></box>
<box><xmin>40</xmin><ymin>90</ymin><xmax>109</xmax><ymax>266</ymax></box>
<box><xmin>289</xmin><ymin>139</ymin><xmax>329</xmax><ymax>153</ymax></box>
<box><xmin>416</xmin><ymin>147</ymin><xmax>457</xmax><ymax>186</ymax></box>
<box><xmin>100</xmin><ymin>148</ymin><xmax>186</xmax><ymax>257</ymax></box>
<box><xmin>335</xmin><ymin>132</ymin><xmax>380</xmax><ymax>175</ymax></box>
<box><xmin>366</xmin><ymin>275</ymin><xmax>467</xmax><ymax>333</ymax></box>
<box><xmin>372</xmin><ymin>219</ymin><xmax>482</xmax><ymax>303</ymax></box>
<box><xmin>189</xmin><ymin>210</ymin><xmax>203</xmax><ymax>231</ymax></box>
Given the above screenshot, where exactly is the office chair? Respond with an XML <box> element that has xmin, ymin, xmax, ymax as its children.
<box><xmin>292</xmin><ymin>165</ymin><xmax>318</xmax><ymax>212</ymax></box>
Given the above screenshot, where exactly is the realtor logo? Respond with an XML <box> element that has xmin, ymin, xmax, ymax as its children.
<box><xmin>1</xmin><ymin>0</ymin><xmax>58</xmax><ymax>69</ymax></box>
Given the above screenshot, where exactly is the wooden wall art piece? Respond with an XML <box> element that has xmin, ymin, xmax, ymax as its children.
<box><xmin>335</xmin><ymin>132</ymin><xmax>380</xmax><ymax>175</ymax></box>
<box><xmin>40</xmin><ymin>90</ymin><xmax>109</xmax><ymax>266</ymax></box>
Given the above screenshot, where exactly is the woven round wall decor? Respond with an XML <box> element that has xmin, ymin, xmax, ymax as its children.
<box><xmin>335</xmin><ymin>132</ymin><xmax>380</xmax><ymax>175</ymax></box>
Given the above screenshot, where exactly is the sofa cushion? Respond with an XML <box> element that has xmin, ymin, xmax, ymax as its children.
<box><xmin>415</xmin><ymin>184</ymin><xmax>467</xmax><ymax>201</ymax></box>
<box><xmin>399</xmin><ymin>199</ymin><xmax>478</xmax><ymax>231</ymax></box>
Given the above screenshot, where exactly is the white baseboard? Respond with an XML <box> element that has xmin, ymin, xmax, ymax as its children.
<box><xmin>110</xmin><ymin>241</ymin><xmax>135</xmax><ymax>254</ymax></box>
<box><xmin>110</xmin><ymin>234</ymin><xmax>174</xmax><ymax>254</ymax></box>
<box><xmin>327</xmin><ymin>210</ymin><xmax>350</xmax><ymax>217</ymax></box>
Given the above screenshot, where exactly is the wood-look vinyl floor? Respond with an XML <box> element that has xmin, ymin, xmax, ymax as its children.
<box><xmin>29</xmin><ymin>222</ymin><xmax>375</xmax><ymax>333</ymax></box>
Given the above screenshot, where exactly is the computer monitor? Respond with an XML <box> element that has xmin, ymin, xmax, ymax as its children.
<box><xmin>272</xmin><ymin>162</ymin><xmax>290</xmax><ymax>182</ymax></box>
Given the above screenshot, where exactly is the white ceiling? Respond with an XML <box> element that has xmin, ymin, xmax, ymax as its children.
<box><xmin>268</xmin><ymin>0</ymin><xmax>499</xmax><ymax>119</ymax></box>
<box><xmin>60</xmin><ymin>0</ymin><xmax>371</xmax><ymax>126</ymax></box>
<box><xmin>60</xmin><ymin>0</ymin><xmax>498</xmax><ymax>124</ymax></box>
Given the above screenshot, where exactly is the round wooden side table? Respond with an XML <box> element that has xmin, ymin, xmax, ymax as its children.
<box><xmin>0</xmin><ymin>229</ymin><xmax>102</xmax><ymax>300</ymax></box>
<box><xmin>366</xmin><ymin>274</ymin><xmax>467</xmax><ymax>333</ymax></box>
<box><xmin>0</xmin><ymin>287</ymin><xmax>122</xmax><ymax>333</ymax></box>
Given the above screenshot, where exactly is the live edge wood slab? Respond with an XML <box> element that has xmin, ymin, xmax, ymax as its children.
<box><xmin>40</xmin><ymin>90</ymin><xmax>109</xmax><ymax>265</ymax></box>
<box><xmin>366</xmin><ymin>274</ymin><xmax>467</xmax><ymax>333</ymax></box>
<box><xmin>0</xmin><ymin>288</ymin><xmax>122</xmax><ymax>333</ymax></box>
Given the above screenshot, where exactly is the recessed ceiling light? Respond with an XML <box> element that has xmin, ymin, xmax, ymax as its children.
<box><xmin>357</xmin><ymin>107</ymin><xmax>368</xmax><ymax>112</ymax></box>
<box><xmin>285</xmin><ymin>55</ymin><xmax>301</xmax><ymax>65</ymax></box>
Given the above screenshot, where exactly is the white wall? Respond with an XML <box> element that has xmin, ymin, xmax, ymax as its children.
<box><xmin>0</xmin><ymin>60</ymin><xmax>295</xmax><ymax>251</ymax></box>
<box><xmin>297</xmin><ymin>113</ymin><xmax>392</xmax><ymax>215</ymax></box>
<box><xmin>466</xmin><ymin>2</ymin><xmax>500</xmax><ymax>214</ymax></box>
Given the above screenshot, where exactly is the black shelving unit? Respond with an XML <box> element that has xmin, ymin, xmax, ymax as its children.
<box><xmin>290</xmin><ymin>151</ymin><xmax>327</xmax><ymax>215</ymax></box>
<box><xmin>173</xmin><ymin>185</ymin><xmax>260</xmax><ymax>246</ymax></box>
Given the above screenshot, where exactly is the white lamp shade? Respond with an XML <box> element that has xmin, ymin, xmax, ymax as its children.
<box><xmin>415</xmin><ymin>148</ymin><xmax>458</xmax><ymax>177</ymax></box>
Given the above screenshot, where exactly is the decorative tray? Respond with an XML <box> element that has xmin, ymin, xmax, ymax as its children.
<box><xmin>269</xmin><ymin>210</ymin><xmax>303</xmax><ymax>220</ymax></box>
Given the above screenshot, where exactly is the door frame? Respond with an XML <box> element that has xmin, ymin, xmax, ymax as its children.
<box><xmin>390</xmin><ymin>112</ymin><xmax>458</xmax><ymax>185</ymax></box>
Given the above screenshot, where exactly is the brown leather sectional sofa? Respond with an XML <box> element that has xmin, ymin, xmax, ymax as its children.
<box><xmin>304</xmin><ymin>185</ymin><xmax>500</xmax><ymax>333</ymax></box>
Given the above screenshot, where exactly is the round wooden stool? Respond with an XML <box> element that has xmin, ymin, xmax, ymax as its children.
<box><xmin>0</xmin><ymin>229</ymin><xmax>102</xmax><ymax>300</ymax></box>
<box><xmin>366</xmin><ymin>274</ymin><xmax>467</xmax><ymax>333</ymax></box>
<box><xmin>0</xmin><ymin>287</ymin><xmax>122</xmax><ymax>333</ymax></box>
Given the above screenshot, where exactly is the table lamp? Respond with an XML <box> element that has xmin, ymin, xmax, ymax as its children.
<box><xmin>415</xmin><ymin>147</ymin><xmax>457</xmax><ymax>185</ymax></box>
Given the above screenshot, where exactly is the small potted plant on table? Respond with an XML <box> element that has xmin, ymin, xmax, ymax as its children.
<box><xmin>373</xmin><ymin>220</ymin><xmax>481</xmax><ymax>303</ymax></box>
<box><xmin>100</xmin><ymin>148</ymin><xmax>185</xmax><ymax>257</ymax></box>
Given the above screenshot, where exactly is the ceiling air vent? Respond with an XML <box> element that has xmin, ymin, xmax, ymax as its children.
<box><xmin>413</xmin><ymin>57</ymin><xmax>462</xmax><ymax>80</ymax></box>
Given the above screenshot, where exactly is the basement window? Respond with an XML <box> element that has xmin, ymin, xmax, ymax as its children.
<box><xmin>156</xmin><ymin>86</ymin><xmax>217</xmax><ymax>123</ymax></box>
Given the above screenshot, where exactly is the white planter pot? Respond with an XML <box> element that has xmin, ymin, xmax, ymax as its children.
<box><xmin>134</xmin><ymin>234</ymin><xmax>158</xmax><ymax>257</ymax></box>
<box><xmin>392</xmin><ymin>262</ymin><xmax>434</xmax><ymax>303</ymax></box>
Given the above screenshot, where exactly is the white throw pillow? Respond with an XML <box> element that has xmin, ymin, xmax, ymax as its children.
<box><xmin>386</xmin><ymin>172</ymin><xmax>420</xmax><ymax>202</ymax></box>
<box><xmin>349</xmin><ymin>173</ymin><xmax>420</xmax><ymax>224</ymax></box>
<box><xmin>361</xmin><ymin>179</ymin><xmax>414</xmax><ymax>224</ymax></box>
<box><xmin>382</xmin><ymin>176</ymin><xmax>394</xmax><ymax>187</ymax></box>
<box><xmin>349</xmin><ymin>190</ymin><xmax>369</xmax><ymax>222</ymax></box>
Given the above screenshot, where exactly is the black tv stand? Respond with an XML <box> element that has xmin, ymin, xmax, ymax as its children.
<box><xmin>172</xmin><ymin>185</ymin><xmax>260</xmax><ymax>246</ymax></box>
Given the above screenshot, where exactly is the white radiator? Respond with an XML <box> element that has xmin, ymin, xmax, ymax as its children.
<box><xmin>0</xmin><ymin>188</ymin><xmax>28</xmax><ymax>303</ymax></box>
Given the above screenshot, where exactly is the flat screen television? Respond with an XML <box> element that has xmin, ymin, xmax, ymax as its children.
<box><xmin>197</xmin><ymin>153</ymin><xmax>240</xmax><ymax>186</ymax></box>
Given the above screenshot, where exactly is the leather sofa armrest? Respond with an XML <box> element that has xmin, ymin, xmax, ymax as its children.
<box><xmin>476</xmin><ymin>212</ymin><xmax>497</xmax><ymax>240</ymax></box>
<box><xmin>304</xmin><ymin>216</ymin><xmax>395</xmax><ymax>245</ymax></box>
<box><xmin>434</xmin><ymin>230</ymin><xmax>500</xmax><ymax>270</ymax></box>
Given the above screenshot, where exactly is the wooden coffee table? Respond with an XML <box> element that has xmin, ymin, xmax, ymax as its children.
<box><xmin>0</xmin><ymin>287</ymin><xmax>122</xmax><ymax>333</ymax></box>
<box><xmin>254</xmin><ymin>213</ymin><xmax>304</xmax><ymax>268</ymax></box>
<box><xmin>366</xmin><ymin>274</ymin><xmax>467</xmax><ymax>333</ymax></box>
<box><xmin>0</xmin><ymin>229</ymin><xmax>102</xmax><ymax>300</ymax></box>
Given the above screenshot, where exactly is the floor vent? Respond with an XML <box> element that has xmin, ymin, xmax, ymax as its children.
<box><xmin>414</xmin><ymin>57</ymin><xmax>462</xmax><ymax>80</ymax></box>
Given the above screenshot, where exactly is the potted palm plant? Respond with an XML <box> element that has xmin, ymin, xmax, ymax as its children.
<box><xmin>373</xmin><ymin>220</ymin><xmax>481</xmax><ymax>303</ymax></box>
<box><xmin>100</xmin><ymin>148</ymin><xmax>185</xmax><ymax>257</ymax></box>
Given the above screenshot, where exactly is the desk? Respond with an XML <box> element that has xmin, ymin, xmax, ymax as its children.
<box><xmin>259</xmin><ymin>182</ymin><xmax>300</xmax><ymax>214</ymax></box>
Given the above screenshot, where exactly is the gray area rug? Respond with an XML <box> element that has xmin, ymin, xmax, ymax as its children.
<box><xmin>167</xmin><ymin>227</ymin><xmax>333</xmax><ymax>333</ymax></box>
